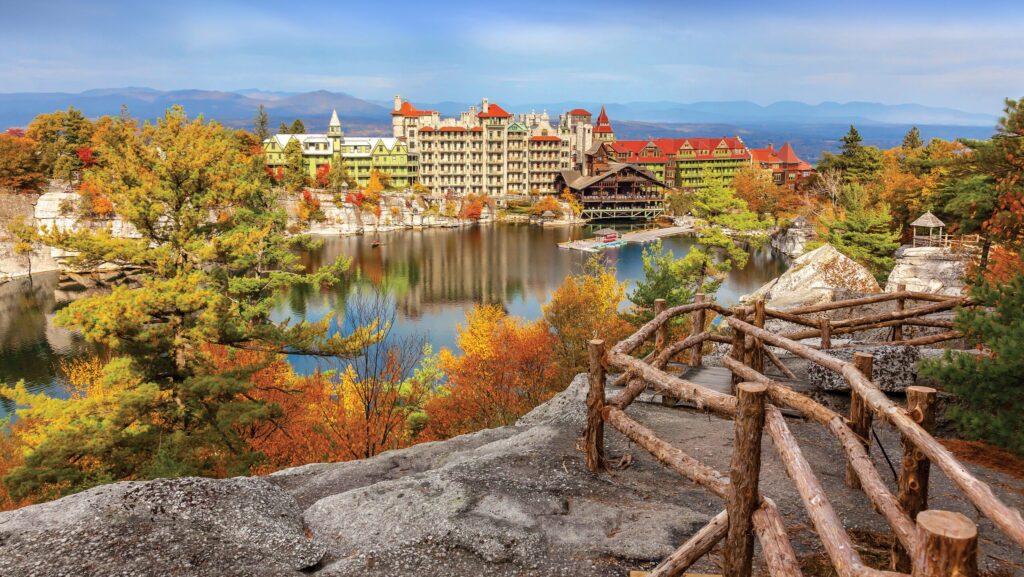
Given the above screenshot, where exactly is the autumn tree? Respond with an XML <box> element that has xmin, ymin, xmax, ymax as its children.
<box><xmin>239</xmin><ymin>293</ymin><xmax>437</xmax><ymax>467</ymax></box>
<box><xmin>986</xmin><ymin>97</ymin><xmax>1024</xmax><ymax>252</ymax></box>
<box><xmin>543</xmin><ymin>256</ymin><xmax>633</xmax><ymax>383</ymax></box>
<box><xmin>732</xmin><ymin>164</ymin><xmax>800</xmax><ymax>224</ymax></box>
<box><xmin>423</xmin><ymin>306</ymin><xmax>557</xmax><ymax>440</ymax></box>
<box><xmin>2</xmin><ymin>106</ymin><xmax>378</xmax><ymax>501</ymax></box>
<box><xmin>26</xmin><ymin>107</ymin><xmax>94</xmax><ymax>180</ymax></box>
<box><xmin>0</xmin><ymin>132</ymin><xmax>45</xmax><ymax>192</ymax></box>
<box><xmin>253</xmin><ymin>104</ymin><xmax>270</xmax><ymax>141</ymax></box>
<box><xmin>528</xmin><ymin>195</ymin><xmax>563</xmax><ymax>218</ymax></box>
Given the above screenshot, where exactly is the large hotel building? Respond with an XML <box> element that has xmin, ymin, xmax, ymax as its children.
<box><xmin>264</xmin><ymin>97</ymin><xmax>811</xmax><ymax>197</ymax></box>
<box><xmin>390</xmin><ymin>95</ymin><xmax>611</xmax><ymax>197</ymax></box>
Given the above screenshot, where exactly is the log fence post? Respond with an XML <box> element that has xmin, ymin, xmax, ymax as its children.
<box><xmin>893</xmin><ymin>386</ymin><xmax>938</xmax><ymax>571</ymax></box>
<box><xmin>845</xmin><ymin>352</ymin><xmax>874</xmax><ymax>489</ymax></box>
<box><xmin>912</xmin><ymin>510</ymin><xmax>978</xmax><ymax>577</ymax></box>
<box><xmin>730</xmin><ymin>308</ymin><xmax>748</xmax><ymax>386</ymax></box>
<box><xmin>585</xmin><ymin>339</ymin><xmax>606</xmax><ymax>472</ymax></box>
<box><xmin>690</xmin><ymin>293</ymin><xmax>706</xmax><ymax>368</ymax></box>
<box><xmin>752</xmin><ymin>299</ymin><xmax>766</xmax><ymax>373</ymax></box>
<box><xmin>893</xmin><ymin>283</ymin><xmax>907</xmax><ymax>341</ymax></box>
<box><xmin>654</xmin><ymin>299</ymin><xmax>676</xmax><ymax>407</ymax></box>
<box><xmin>724</xmin><ymin>383</ymin><xmax>767</xmax><ymax>577</ymax></box>
<box><xmin>819</xmin><ymin>317</ymin><xmax>832</xmax><ymax>350</ymax></box>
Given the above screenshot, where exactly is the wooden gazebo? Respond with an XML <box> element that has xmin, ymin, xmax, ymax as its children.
<box><xmin>910</xmin><ymin>212</ymin><xmax>945</xmax><ymax>247</ymax></box>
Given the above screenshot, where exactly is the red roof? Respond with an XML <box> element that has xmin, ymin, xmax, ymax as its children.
<box><xmin>419</xmin><ymin>126</ymin><xmax>435</xmax><ymax>132</ymax></box>
<box><xmin>750</xmin><ymin>147</ymin><xmax>780</xmax><ymax>164</ymax></box>
<box><xmin>470</xmin><ymin>126</ymin><xmax>483</xmax><ymax>132</ymax></box>
<box><xmin>611</xmin><ymin>141</ymin><xmax>648</xmax><ymax>154</ymax></box>
<box><xmin>593</xmin><ymin>105</ymin><xmax>613</xmax><ymax>133</ymax></box>
<box><xmin>776</xmin><ymin>142</ymin><xmax>800</xmax><ymax>164</ymax></box>
<box><xmin>796</xmin><ymin>161</ymin><xmax>813</xmax><ymax>171</ymax></box>
<box><xmin>568</xmin><ymin>108</ymin><xmax>591</xmax><ymax>116</ymax></box>
<box><xmin>529</xmin><ymin>135</ymin><xmax>562</xmax><ymax>142</ymax></box>
<box><xmin>477</xmin><ymin>103</ymin><xmax>512</xmax><ymax>118</ymax></box>
<box><xmin>392</xmin><ymin>100</ymin><xmax>435</xmax><ymax>117</ymax></box>
<box><xmin>629</xmin><ymin>155</ymin><xmax>671</xmax><ymax>163</ymax></box>
<box><xmin>439</xmin><ymin>126</ymin><xmax>467</xmax><ymax>132</ymax></box>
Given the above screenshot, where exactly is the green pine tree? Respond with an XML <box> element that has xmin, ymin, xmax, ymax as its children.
<box><xmin>922</xmin><ymin>271</ymin><xmax>1024</xmax><ymax>454</ymax></box>
<box><xmin>818</xmin><ymin>124</ymin><xmax>883</xmax><ymax>184</ymax></box>
<box><xmin>821</xmin><ymin>186</ymin><xmax>901</xmax><ymax>281</ymax></box>
<box><xmin>289</xmin><ymin>118</ymin><xmax>306</xmax><ymax>134</ymax></box>
<box><xmin>253</xmin><ymin>104</ymin><xmax>270</xmax><ymax>141</ymax></box>
<box><xmin>902</xmin><ymin>126</ymin><xmax>923</xmax><ymax>150</ymax></box>
<box><xmin>283</xmin><ymin>137</ymin><xmax>308</xmax><ymax>193</ymax></box>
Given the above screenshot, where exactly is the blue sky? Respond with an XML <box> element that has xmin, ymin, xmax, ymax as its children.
<box><xmin>1</xmin><ymin>0</ymin><xmax>1022</xmax><ymax>113</ymax></box>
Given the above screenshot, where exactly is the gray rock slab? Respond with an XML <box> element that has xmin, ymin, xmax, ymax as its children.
<box><xmin>0</xmin><ymin>476</ymin><xmax>325</xmax><ymax>577</ymax></box>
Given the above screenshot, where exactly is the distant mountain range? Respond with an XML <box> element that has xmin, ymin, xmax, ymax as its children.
<box><xmin>0</xmin><ymin>87</ymin><xmax>1000</xmax><ymax>160</ymax></box>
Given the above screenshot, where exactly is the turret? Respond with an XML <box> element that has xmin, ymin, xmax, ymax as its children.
<box><xmin>328</xmin><ymin>109</ymin><xmax>343</xmax><ymax>136</ymax></box>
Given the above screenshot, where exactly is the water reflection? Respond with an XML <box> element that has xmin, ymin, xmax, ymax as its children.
<box><xmin>0</xmin><ymin>224</ymin><xmax>788</xmax><ymax>408</ymax></box>
<box><xmin>275</xmin><ymin>224</ymin><xmax>788</xmax><ymax>375</ymax></box>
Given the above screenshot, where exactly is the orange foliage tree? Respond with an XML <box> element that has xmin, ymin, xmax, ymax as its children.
<box><xmin>231</xmin><ymin>293</ymin><xmax>437</xmax><ymax>470</ymax></box>
<box><xmin>543</xmin><ymin>258</ymin><xmax>634</xmax><ymax>383</ymax></box>
<box><xmin>423</xmin><ymin>305</ymin><xmax>557</xmax><ymax>440</ymax></box>
<box><xmin>732</xmin><ymin>165</ymin><xmax>802</xmax><ymax>224</ymax></box>
<box><xmin>0</xmin><ymin>131</ymin><xmax>45</xmax><ymax>192</ymax></box>
<box><xmin>529</xmin><ymin>195</ymin><xmax>563</xmax><ymax>218</ymax></box>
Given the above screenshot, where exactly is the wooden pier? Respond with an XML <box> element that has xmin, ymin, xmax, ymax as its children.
<box><xmin>559</xmin><ymin>225</ymin><xmax>694</xmax><ymax>252</ymax></box>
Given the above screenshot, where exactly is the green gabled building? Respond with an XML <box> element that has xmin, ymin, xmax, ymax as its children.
<box><xmin>263</xmin><ymin>109</ymin><xmax>417</xmax><ymax>189</ymax></box>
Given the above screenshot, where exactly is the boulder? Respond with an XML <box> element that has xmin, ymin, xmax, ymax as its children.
<box><xmin>885</xmin><ymin>245</ymin><xmax>969</xmax><ymax>296</ymax></box>
<box><xmin>807</xmin><ymin>345</ymin><xmax>920</xmax><ymax>392</ymax></box>
<box><xmin>743</xmin><ymin>244</ymin><xmax>880</xmax><ymax>309</ymax></box>
<box><xmin>770</xmin><ymin>217</ymin><xmax>816</xmax><ymax>258</ymax></box>
<box><xmin>0</xmin><ymin>476</ymin><xmax>326</xmax><ymax>577</ymax></box>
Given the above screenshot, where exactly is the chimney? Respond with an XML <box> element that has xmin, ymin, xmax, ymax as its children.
<box><xmin>393</xmin><ymin>95</ymin><xmax>401</xmax><ymax>112</ymax></box>
<box><xmin>768</xmin><ymin>143</ymin><xmax>774</xmax><ymax>151</ymax></box>
<box><xmin>482</xmin><ymin>97</ymin><xmax>489</xmax><ymax>113</ymax></box>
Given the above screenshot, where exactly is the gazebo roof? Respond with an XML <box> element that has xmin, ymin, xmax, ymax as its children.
<box><xmin>910</xmin><ymin>211</ymin><xmax>945</xmax><ymax>228</ymax></box>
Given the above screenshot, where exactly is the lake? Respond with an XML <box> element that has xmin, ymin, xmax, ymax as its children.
<box><xmin>0</xmin><ymin>223</ymin><xmax>788</xmax><ymax>414</ymax></box>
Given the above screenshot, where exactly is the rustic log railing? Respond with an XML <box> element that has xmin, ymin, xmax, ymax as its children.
<box><xmin>584</xmin><ymin>291</ymin><xmax>1022</xmax><ymax>577</ymax></box>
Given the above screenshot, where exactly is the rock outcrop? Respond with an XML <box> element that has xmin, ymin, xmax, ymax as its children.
<box><xmin>885</xmin><ymin>245</ymin><xmax>969</xmax><ymax>296</ymax></box>
<box><xmin>770</xmin><ymin>217</ymin><xmax>815</xmax><ymax>258</ymax></box>
<box><xmin>3</xmin><ymin>374</ymin><xmax>1024</xmax><ymax>577</ymax></box>
<box><xmin>743</xmin><ymin>244</ymin><xmax>880</xmax><ymax>309</ymax></box>
<box><xmin>0</xmin><ymin>477</ymin><xmax>325</xmax><ymax>577</ymax></box>
<box><xmin>0</xmin><ymin>377</ymin><xmax>712</xmax><ymax>577</ymax></box>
